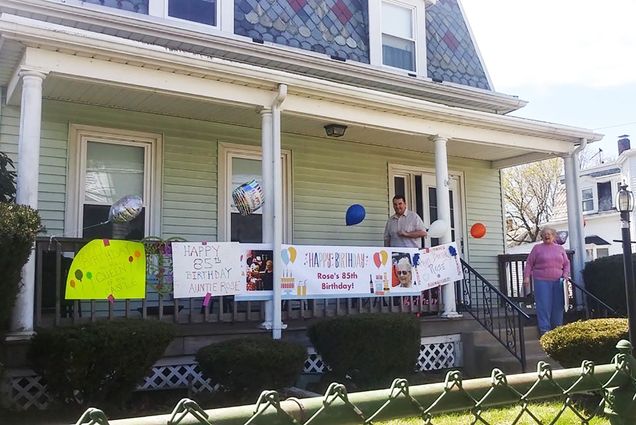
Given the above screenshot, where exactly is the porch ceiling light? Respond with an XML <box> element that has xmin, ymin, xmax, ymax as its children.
<box><xmin>324</xmin><ymin>123</ymin><xmax>347</xmax><ymax>138</ymax></box>
<box><xmin>617</xmin><ymin>183</ymin><xmax>634</xmax><ymax>213</ymax></box>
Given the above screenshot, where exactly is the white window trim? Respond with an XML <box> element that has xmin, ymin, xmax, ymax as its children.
<box><xmin>65</xmin><ymin>124</ymin><xmax>163</xmax><ymax>238</ymax></box>
<box><xmin>581</xmin><ymin>186</ymin><xmax>596</xmax><ymax>214</ymax></box>
<box><xmin>218</xmin><ymin>143</ymin><xmax>292</xmax><ymax>243</ymax></box>
<box><xmin>59</xmin><ymin>0</ymin><xmax>234</xmax><ymax>34</ymax></box>
<box><xmin>369</xmin><ymin>0</ymin><xmax>428</xmax><ymax>77</ymax></box>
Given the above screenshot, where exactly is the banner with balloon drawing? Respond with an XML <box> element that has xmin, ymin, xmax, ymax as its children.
<box><xmin>271</xmin><ymin>244</ymin><xmax>461</xmax><ymax>299</ymax></box>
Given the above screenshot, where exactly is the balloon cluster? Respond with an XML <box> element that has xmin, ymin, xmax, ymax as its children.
<box><xmin>232</xmin><ymin>180</ymin><xmax>264</xmax><ymax>216</ymax></box>
<box><xmin>109</xmin><ymin>195</ymin><xmax>143</xmax><ymax>224</ymax></box>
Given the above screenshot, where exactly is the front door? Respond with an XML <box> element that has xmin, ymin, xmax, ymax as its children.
<box><xmin>390</xmin><ymin>168</ymin><xmax>463</xmax><ymax>252</ymax></box>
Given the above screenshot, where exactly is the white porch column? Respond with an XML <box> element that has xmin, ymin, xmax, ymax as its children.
<box><xmin>434</xmin><ymin>135</ymin><xmax>460</xmax><ymax>318</ymax></box>
<box><xmin>10</xmin><ymin>70</ymin><xmax>46</xmax><ymax>337</ymax></box>
<box><xmin>271</xmin><ymin>84</ymin><xmax>287</xmax><ymax>339</ymax></box>
<box><xmin>563</xmin><ymin>150</ymin><xmax>587</xmax><ymax>308</ymax></box>
<box><xmin>259</xmin><ymin>108</ymin><xmax>275</xmax><ymax>329</ymax></box>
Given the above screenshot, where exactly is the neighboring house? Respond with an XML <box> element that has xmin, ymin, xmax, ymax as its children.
<box><xmin>0</xmin><ymin>0</ymin><xmax>603</xmax><ymax>403</ymax></box>
<box><xmin>510</xmin><ymin>137</ymin><xmax>633</xmax><ymax>262</ymax></box>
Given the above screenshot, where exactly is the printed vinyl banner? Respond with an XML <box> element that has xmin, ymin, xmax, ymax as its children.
<box><xmin>172</xmin><ymin>242</ymin><xmax>242</xmax><ymax>298</ymax></box>
<box><xmin>279</xmin><ymin>245</ymin><xmax>424</xmax><ymax>299</ymax></box>
<box><xmin>65</xmin><ymin>239</ymin><xmax>146</xmax><ymax>300</ymax></box>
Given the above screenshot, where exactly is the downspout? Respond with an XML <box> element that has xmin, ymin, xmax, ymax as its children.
<box><xmin>272</xmin><ymin>84</ymin><xmax>287</xmax><ymax>339</ymax></box>
<box><xmin>564</xmin><ymin>138</ymin><xmax>587</xmax><ymax>309</ymax></box>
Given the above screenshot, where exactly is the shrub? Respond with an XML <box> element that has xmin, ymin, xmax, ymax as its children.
<box><xmin>583</xmin><ymin>254</ymin><xmax>633</xmax><ymax>316</ymax></box>
<box><xmin>307</xmin><ymin>314</ymin><xmax>421</xmax><ymax>389</ymax></box>
<box><xmin>0</xmin><ymin>203</ymin><xmax>41</xmax><ymax>332</ymax></box>
<box><xmin>196</xmin><ymin>337</ymin><xmax>306</xmax><ymax>398</ymax></box>
<box><xmin>0</xmin><ymin>151</ymin><xmax>16</xmax><ymax>203</ymax></box>
<box><xmin>540</xmin><ymin>318</ymin><xmax>628</xmax><ymax>368</ymax></box>
<box><xmin>29</xmin><ymin>320</ymin><xmax>176</xmax><ymax>406</ymax></box>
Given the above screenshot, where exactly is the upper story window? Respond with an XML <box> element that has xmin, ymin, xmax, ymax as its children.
<box><xmin>382</xmin><ymin>2</ymin><xmax>415</xmax><ymax>72</ymax></box>
<box><xmin>369</xmin><ymin>0</ymin><xmax>428</xmax><ymax>76</ymax></box>
<box><xmin>582</xmin><ymin>188</ymin><xmax>594</xmax><ymax>212</ymax></box>
<box><xmin>597</xmin><ymin>181</ymin><xmax>613</xmax><ymax>211</ymax></box>
<box><xmin>80</xmin><ymin>0</ymin><xmax>227</xmax><ymax>30</ymax></box>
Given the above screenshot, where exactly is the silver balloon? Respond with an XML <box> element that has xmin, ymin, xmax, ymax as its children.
<box><xmin>232</xmin><ymin>180</ymin><xmax>264</xmax><ymax>216</ymax></box>
<box><xmin>109</xmin><ymin>195</ymin><xmax>143</xmax><ymax>224</ymax></box>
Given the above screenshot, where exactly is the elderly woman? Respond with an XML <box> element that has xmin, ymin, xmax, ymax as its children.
<box><xmin>523</xmin><ymin>227</ymin><xmax>570</xmax><ymax>336</ymax></box>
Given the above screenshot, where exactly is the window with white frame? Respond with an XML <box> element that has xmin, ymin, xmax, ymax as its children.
<box><xmin>582</xmin><ymin>188</ymin><xmax>594</xmax><ymax>212</ymax></box>
<box><xmin>381</xmin><ymin>1</ymin><xmax>416</xmax><ymax>72</ymax></box>
<box><xmin>369</xmin><ymin>0</ymin><xmax>427</xmax><ymax>75</ymax></box>
<box><xmin>66</xmin><ymin>126</ymin><xmax>161</xmax><ymax>239</ymax></box>
<box><xmin>219</xmin><ymin>144</ymin><xmax>290</xmax><ymax>243</ymax></box>
<box><xmin>77</xmin><ymin>0</ymin><xmax>229</xmax><ymax>31</ymax></box>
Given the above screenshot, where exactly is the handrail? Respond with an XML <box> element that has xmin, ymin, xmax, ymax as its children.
<box><xmin>570</xmin><ymin>279</ymin><xmax>621</xmax><ymax>317</ymax></box>
<box><xmin>458</xmin><ymin>259</ymin><xmax>529</xmax><ymax>372</ymax></box>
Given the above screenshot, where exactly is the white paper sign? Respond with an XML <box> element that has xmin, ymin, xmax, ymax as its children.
<box><xmin>171</xmin><ymin>242</ymin><xmax>242</xmax><ymax>298</ymax></box>
<box><xmin>414</xmin><ymin>242</ymin><xmax>463</xmax><ymax>290</ymax></box>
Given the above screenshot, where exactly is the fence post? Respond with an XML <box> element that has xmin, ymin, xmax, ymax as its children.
<box><xmin>604</xmin><ymin>340</ymin><xmax>636</xmax><ymax>424</ymax></box>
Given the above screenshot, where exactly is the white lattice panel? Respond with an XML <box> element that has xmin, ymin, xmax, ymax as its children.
<box><xmin>6</xmin><ymin>374</ymin><xmax>50</xmax><ymax>410</ymax></box>
<box><xmin>139</xmin><ymin>363</ymin><xmax>216</xmax><ymax>393</ymax></box>
<box><xmin>304</xmin><ymin>347</ymin><xmax>326</xmax><ymax>374</ymax></box>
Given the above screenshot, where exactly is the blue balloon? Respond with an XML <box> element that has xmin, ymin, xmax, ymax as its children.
<box><xmin>345</xmin><ymin>204</ymin><xmax>366</xmax><ymax>226</ymax></box>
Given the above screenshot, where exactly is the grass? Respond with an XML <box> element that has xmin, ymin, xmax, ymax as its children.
<box><xmin>378</xmin><ymin>401</ymin><xmax>610</xmax><ymax>424</ymax></box>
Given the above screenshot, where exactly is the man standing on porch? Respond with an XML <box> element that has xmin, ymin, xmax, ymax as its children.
<box><xmin>383</xmin><ymin>195</ymin><xmax>427</xmax><ymax>248</ymax></box>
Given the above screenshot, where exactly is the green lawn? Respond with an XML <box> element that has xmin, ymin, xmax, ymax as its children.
<box><xmin>378</xmin><ymin>402</ymin><xmax>609</xmax><ymax>424</ymax></box>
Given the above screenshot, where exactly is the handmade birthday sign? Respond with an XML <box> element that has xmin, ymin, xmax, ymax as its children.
<box><xmin>65</xmin><ymin>239</ymin><xmax>146</xmax><ymax>300</ymax></box>
<box><xmin>413</xmin><ymin>242</ymin><xmax>463</xmax><ymax>290</ymax></box>
<box><xmin>171</xmin><ymin>242</ymin><xmax>242</xmax><ymax>298</ymax></box>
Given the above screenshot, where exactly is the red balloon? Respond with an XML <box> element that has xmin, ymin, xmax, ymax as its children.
<box><xmin>470</xmin><ymin>223</ymin><xmax>487</xmax><ymax>238</ymax></box>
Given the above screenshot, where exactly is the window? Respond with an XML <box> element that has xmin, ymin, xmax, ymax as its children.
<box><xmin>382</xmin><ymin>2</ymin><xmax>416</xmax><ymax>72</ymax></box>
<box><xmin>597</xmin><ymin>181</ymin><xmax>613</xmax><ymax>211</ymax></box>
<box><xmin>219</xmin><ymin>144</ymin><xmax>290</xmax><ymax>242</ymax></box>
<box><xmin>597</xmin><ymin>248</ymin><xmax>609</xmax><ymax>258</ymax></box>
<box><xmin>582</xmin><ymin>188</ymin><xmax>594</xmax><ymax>212</ymax></box>
<box><xmin>369</xmin><ymin>0</ymin><xmax>427</xmax><ymax>76</ymax></box>
<box><xmin>77</xmin><ymin>0</ymin><xmax>231</xmax><ymax>31</ymax></box>
<box><xmin>166</xmin><ymin>0</ymin><xmax>217</xmax><ymax>27</ymax></box>
<box><xmin>66</xmin><ymin>125</ymin><xmax>161</xmax><ymax>239</ymax></box>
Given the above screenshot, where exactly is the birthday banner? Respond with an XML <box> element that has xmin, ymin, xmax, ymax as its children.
<box><xmin>64</xmin><ymin>239</ymin><xmax>146</xmax><ymax>300</ymax></box>
<box><xmin>278</xmin><ymin>245</ymin><xmax>424</xmax><ymax>299</ymax></box>
<box><xmin>171</xmin><ymin>242</ymin><xmax>242</xmax><ymax>298</ymax></box>
<box><xmin>413</xmin><ymin>243</ymin><xmax>463</xmax><ymax>290</ymax></box>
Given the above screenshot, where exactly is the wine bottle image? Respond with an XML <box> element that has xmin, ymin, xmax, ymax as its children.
<box><xmin>369</xmin><ymin>274</ymin><xmax>374</xmax><ymax>294</ymax></box>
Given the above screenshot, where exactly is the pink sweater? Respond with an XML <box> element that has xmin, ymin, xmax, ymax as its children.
<box><xmin>523</xmin><ymin>243</ymin><xmax>570</xmax><ymax>281</ymax></box>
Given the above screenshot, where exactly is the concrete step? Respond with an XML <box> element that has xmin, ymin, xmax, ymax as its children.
<box><xmin>462</xmin><ymin>325</ymin><xmax>558</xmax><ymax>378</ymax></box>
<box><xmin>490</xmin><ymin>352</ymin><xmax>562</xmax><ymax>375</ymax></box>
<box><xmin>470</xmin><ymin>326</ymin><xmax>539</xmax><ymax>345</ymax></box>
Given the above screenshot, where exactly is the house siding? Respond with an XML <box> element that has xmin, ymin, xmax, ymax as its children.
<box><xmin>1</xmin><ymin>100</ymin><xmax>504</xmax><ymax>283</ymax></box>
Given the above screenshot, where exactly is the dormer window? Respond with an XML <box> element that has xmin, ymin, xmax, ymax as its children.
<box><xmin>369</xmin><ymin>0</ymin><xmax>427</xmax><ymax>76</ymax></box>
<box><xmin>382</xmin><ymin>1</ymin><xmax>416</xmax><ymax>72</ymax></box>
<box><xmin>78</xmin><ymin>0</ymin><xmax>227</xmax><ymax>30</ymax></box>
<box><xmin>166</xmin><ymin>0</ymin><xmax>217</xmax><ymax>27</ymax></box>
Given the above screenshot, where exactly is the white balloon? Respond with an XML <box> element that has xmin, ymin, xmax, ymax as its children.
<box><xmin>427</xmin><ymin>219</ymin><xmax>448</xmax><ymax>238</ymax></box>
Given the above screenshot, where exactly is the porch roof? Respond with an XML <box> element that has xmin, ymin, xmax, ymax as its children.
<box><xmin>0</xmin><ymin>13</ymin><xmax>603</xmax><ymax>168</ymax></box>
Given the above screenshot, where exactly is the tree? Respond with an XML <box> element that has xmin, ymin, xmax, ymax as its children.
<box><xmin>0</xmin><ymin>151</ymin><xmax>16</xmax><ymax>203</ymax></box>
<box><xmin>502</xmin><ymin>158</ymin><xmax>562</xmax><ymax>245</ymax></box>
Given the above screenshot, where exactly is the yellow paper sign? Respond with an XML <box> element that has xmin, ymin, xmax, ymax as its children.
<box><xmin>64</xmin><ymin>239</ymin><xmax>146</xmax><ymax>300</ymax></box>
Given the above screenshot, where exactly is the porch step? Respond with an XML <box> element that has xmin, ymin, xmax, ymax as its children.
<box><xmin>462</xmin><ymin>326</ymin><xmax>559</xmax><ymax>378</ymax></box>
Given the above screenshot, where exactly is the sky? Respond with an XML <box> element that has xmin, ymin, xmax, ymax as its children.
<box><xmin>460</xmin><ymin>0</ymin><xmax>636</xmax><ymax>162</ymax></box>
